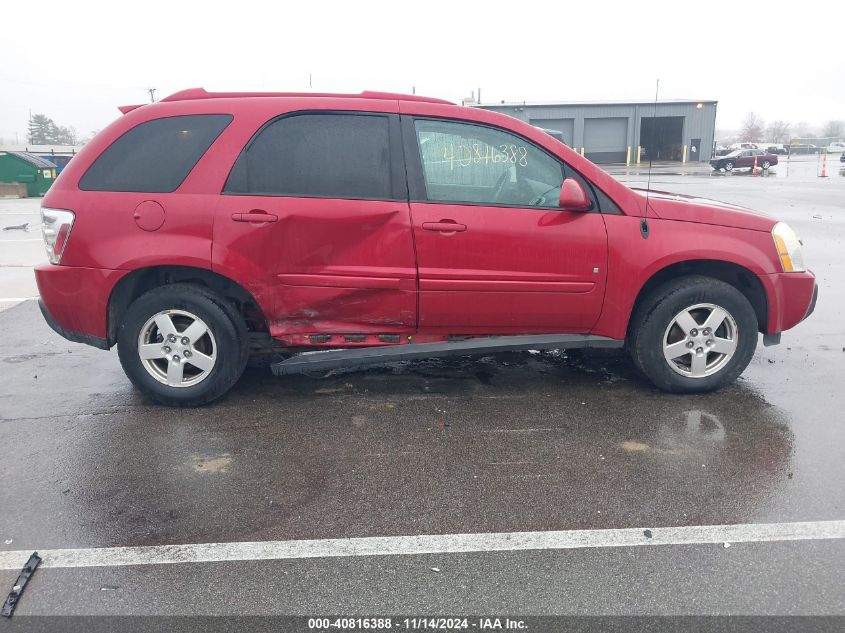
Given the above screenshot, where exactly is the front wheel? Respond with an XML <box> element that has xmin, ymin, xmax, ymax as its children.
<box><xmin>724</xmin><ymin>161</ymin><xmax>734</xmax><ymax>171</ymax></box>
<box><xmin>117</xmin><ymin>284</ymin><xmax>249</xmax><ymax>406</ymax></box>
<box><xmin>629</xmin><ymin>276</ymin><xmax>758</xmax><ymax>393</ymax></box>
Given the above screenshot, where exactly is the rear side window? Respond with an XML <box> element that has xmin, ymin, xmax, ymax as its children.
<box><xmin>79</xmin><ymin>114</ymin><xmax>232</xmax><ymax>192</ymax></box>
<box><xmin>225</xmin><ymin>113</ymin><xmax>393</xmax><ymax>200</ymax></box>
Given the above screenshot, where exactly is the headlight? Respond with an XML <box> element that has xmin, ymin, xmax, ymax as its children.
<box><xmin>41</xmin><ymin>208</ymin><xmax>75</xmax><ymax>264</ymax></box>
<box><xmin>771</xmin><ymin>222</ymin><xmax>805</xmax><ymax>272</ymax></box>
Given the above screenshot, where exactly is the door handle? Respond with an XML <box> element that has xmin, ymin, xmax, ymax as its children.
<box><xmin>231</xmin><ymin>210</ymin><xmax>278</xmax><ymax>223</ymax></box>
<box><xmin>422</xmin><ymin>220</ymin><xmax>467</xmax><ymax>233</ymax></box>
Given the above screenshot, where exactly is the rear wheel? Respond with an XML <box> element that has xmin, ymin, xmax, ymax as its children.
<box><xmin>117</xmin><ymin>284</ymin><xmax>249</xmax><ymax>406</ymax></box>
<box><xmin>762</xmin><ymin>160</ymin><xmax>771</xmax><ymax>169</ymax></box>
<box><xmin>629</xmin><ymin>276</ymin><xmax>758</xmax><ymax>393</ymax></box>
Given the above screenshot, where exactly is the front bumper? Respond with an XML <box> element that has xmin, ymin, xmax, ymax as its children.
<box><xmin>35</xmin><ymin>263</ymin><xmax>128</xmax><ymax>349</ymax></box>
<box><xmin>766</xmin><ymin>270</ymin><xmax>817</xmax><ymax>334</ymax></box>
<box><xmin>803</xmin><ymin>282</ymin><xmax>818</xmax><ymax>321</ymax></box>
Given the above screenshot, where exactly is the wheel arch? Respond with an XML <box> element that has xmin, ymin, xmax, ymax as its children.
<box><xmin>106</xmin><ymin>265</ymin><xmax>269</xmax><ymax>346</ymax></box>
<box><xmin>627</xmin><ymin>260</ymin><xmax>768</xmax><ymax>339</ymax></box>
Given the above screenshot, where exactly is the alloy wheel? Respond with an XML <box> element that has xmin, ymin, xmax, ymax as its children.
<box><xmin>137</xmin><ymin>309</ymin><xmax>218</xmax><ymax>387</ymax></box>
<box><xmin>662</xmin><ymin>303</ymin><xmax>738</xmax><ymax>378</ymax></box>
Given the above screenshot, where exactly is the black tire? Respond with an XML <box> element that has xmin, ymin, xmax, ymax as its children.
<box><xmin>117</xmin><ymin>283</ymin><xmax>249</xmax><ymax>406</ymax></box>
<box><xmin>724</xmin><ymin>161</ymin><xmax>734</xmax><ymax>171</ymax></box>
<box><xmin>629</xmin><ymin>276</ymin><xmax>758</xmax><ymax>393</ymax></box>
<box><xmin>762</xmin><ymin>160</ymin><xmax>771</xmax><ymax>169</ymax></box>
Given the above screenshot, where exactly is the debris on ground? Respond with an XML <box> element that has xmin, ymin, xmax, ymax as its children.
<box><xmin>100</xmin><ymin>586</ymin><xmax>119</xmax><ymax>592</ymax></box>
<box><xmin>643</xmin><ymin>529</ymin><xmax>653</xmax><ymax>539</ymax></box>
<box><xmin>430</xmin><ymin>567</ymin><xmax>441</xmax><ymax>573</ymax></box>
<box><xmin>2</xmin><ymin>223</ymin><xmax>29</xmax><ymax>231</ymax></box>
<box><xmin>1</xmin><ymin>552</ymin><xmax>41</xmax><ymax>618</ymax></box>
<box><xmin>723</xmin><ymin>542</ymin><xmax>731</xmax><ymax>548</ymax></box>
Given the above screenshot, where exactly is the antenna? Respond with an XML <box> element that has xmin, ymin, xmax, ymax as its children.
<box><xmin>641</xmin><ymin>79</ymin><xmax>659</xmax><ymax>240</ymax></box>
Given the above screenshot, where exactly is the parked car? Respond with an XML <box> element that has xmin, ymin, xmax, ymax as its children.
<box><xmin>761</xmin><ymin>144</ymin><xmax>788</xmax><ymax>155</ymax></box>
<box><xmin>729</xmin><ymin>142</ymin><xmax>759</xmax><ymax>151</ymax></box>
<box><xmin>827</xmin><ymin>142</ymin><xmax>845</xmax><ymax>153</ymax></box>
<box><xmin>36</xmin><ymin>88</ymin><xmax>817</xmax><ymax>406</ymax></box>
<box><xmin>709</xmin><ymin>149</ymin><xmax>778</xmax><ymax>171</ymax></box>
<box><xmin>788</xmin><ymin>144</ymin><xmax>822</xmax><ymax>155</ymax></box>
<box><xmin>840</xmin><ymin>152</ymin><xmax>845</xmax><ymax>163</ymax></box>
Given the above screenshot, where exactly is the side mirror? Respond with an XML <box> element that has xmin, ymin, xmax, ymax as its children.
<box><xmin>558</xmin><ymin>178</ymin><xmax>592</xmax><ymax>212</ymax></box>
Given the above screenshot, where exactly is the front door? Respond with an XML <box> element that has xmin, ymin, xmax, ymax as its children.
<box><xmin>215</xmin><ymin>111</ymin><xmax>416</xmax><ymax>338</ymax></box>
<box><xmin>737</xmin><ymin>150</ymin><xmax>755</xmax><ymax>168</ymax></box>
<box><xmin>404</xmin><ymin>117</ymin><xmax>608</xmax><ymax>333</ymax></box>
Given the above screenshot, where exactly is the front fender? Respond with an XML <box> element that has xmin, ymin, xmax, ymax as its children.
<box><xmin>592</xmin><ymin>216</ymin><xmax>780</xmax><ymax>339</ymax></box>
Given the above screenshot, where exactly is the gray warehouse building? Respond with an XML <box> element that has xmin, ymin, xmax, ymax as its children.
<box><xmin>472</xmin><ymin>99</ymin><xmax>718</xmax><ymax>164</ymax></box>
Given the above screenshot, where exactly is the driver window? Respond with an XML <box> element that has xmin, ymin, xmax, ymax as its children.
<box><xmin>414</xmin><ymin>119</ymin><xmax>564</xmax><ymax>208</ymax></box>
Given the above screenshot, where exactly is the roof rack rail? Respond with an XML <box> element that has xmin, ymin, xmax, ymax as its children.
<box><xmin>160</xmin><ymin>87</ymin><xmax>453</xmax><ymax>105</ymax></box>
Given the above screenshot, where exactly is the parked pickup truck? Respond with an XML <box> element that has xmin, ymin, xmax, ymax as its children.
<box><xmin>36</xmin><ymin>89</ymin><xmax>817</xmax><ymax>406</ymax></box>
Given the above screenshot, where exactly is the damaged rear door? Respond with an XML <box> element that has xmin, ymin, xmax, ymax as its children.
<box><xmin>218</xmin><ymin>109</ymin><xmax>416</xmax><ymax>339</ymax></box>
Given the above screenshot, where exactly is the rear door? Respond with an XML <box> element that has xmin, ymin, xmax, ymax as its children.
<box><xmin>403</xmin><ymin>116</ymin><xmax>608</xmax><ymax>333</ymax></box>
<box><xmin>216</xmin><ymin>110</ymin><xmax>417</xmax><ymax>338</ymax></box>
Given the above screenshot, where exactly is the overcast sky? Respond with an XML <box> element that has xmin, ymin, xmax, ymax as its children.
<box><xmin>1</xmin><ymin>0</ymin><xmax>842</xmax><ymax>143</ymax></box>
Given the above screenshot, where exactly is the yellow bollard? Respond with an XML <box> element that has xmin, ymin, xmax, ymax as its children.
<box><xmin>626</xmin><ymin>146</ymin><xmax>631</xmax><ymax>166</ymax></box>
<box><xmin>682</xmin><ymin>145</ymin><xmax>687</xmax><ymax>164</ymax></box>
<box><xmin>637</xmin><ymin>146</ymin><xmax>642</xmax><ymax>165</ymax></box>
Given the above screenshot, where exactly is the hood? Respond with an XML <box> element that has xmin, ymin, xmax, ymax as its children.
<box><xmin>632</xmin><ymin>189</ymin><xmax>776</xmax><ymax>232</ymax></box>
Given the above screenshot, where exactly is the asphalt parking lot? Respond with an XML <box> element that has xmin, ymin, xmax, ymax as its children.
<box><xmin>0</xmin><ymin>154</ymin><xmax>843</xmax><ymax>626</ymax></box>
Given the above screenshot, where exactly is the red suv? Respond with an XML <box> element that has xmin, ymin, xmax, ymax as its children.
<box><xmin>36</xmin><ymin>89</ymin><xmax>817</xmax><ymax>406</ymax></box>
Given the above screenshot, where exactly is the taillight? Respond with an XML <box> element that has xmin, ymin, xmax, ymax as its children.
<box><xmin>41</xmin><ymin>208</ymin><xmax>75</xmax><ymax>264</ymax></box>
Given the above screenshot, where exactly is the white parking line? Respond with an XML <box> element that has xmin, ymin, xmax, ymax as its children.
<box><xmin>0</xmin><ymin>520</ymin><xmax>842</xmax><ymax>571</ymax></box>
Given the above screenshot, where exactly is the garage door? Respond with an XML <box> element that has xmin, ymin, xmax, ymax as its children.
<box><xmin>583</xmin><ymin>118</ymin><xmax>628</xmax><ymax>164</ymax></box>
<box><xmin>530</xmin><ymin>118</ymin><xmax>574</xmax><ymax>147</ymax></box>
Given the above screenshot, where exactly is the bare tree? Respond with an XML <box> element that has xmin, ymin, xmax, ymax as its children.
<box><xmin>822</xmin><ymin>120</ymin><xmax>844</xmax><ymax>139</ymax></box>
<box><xmin>80</xmin><ymin>130</ymin><xmax>100</xmax><ymax>145</ymax></box>
<box><xmin>793</xmin><ymin>121</ymin><xmax>810</xmax><ymax>137</ymax></box>
<box><xmin>766</xmin><ymin>120</ymin><xmax>790</xmax><ymax>143</ymax></box>
<box><xmin>739</xmin><ymin>112</ymin><xmax>765</xmax><ymax>142</ymax></box>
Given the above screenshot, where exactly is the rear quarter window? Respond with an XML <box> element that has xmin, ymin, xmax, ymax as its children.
<box><xmin>78</xmin><ymin>114</ymin><xmax>232</xmax><ymax>193</ymax></box>
<box><xmin>224</xmin><ymin>113</ymin><xmax>394</xmax><ymax>200</ymax></box>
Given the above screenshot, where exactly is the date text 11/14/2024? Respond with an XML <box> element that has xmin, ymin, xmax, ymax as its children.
<box><xmin>307</xmin><ymin>617</ymin><xmax>528</xmax><ymax>630</ymax></box>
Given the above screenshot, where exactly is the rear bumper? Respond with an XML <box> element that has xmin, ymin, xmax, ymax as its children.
<box><xmin>35</xmin><ymin>263</ymin><xmax>128</xmax><ymax>349</ymax></box>
<box><xmin>39</xmin><ymin>298</ymin><xmax>109</xmax><ymax>349</ymax></box>
<box><xmin>766</xmin><ymin>270</ymin><xmax>817</xmax><ymax>334</ymax></box>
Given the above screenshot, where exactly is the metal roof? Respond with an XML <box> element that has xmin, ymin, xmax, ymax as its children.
<box><xmin>4</xmin><ymin>151</ymin><xmax>58</xmax><ymax>169</ymax></box>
